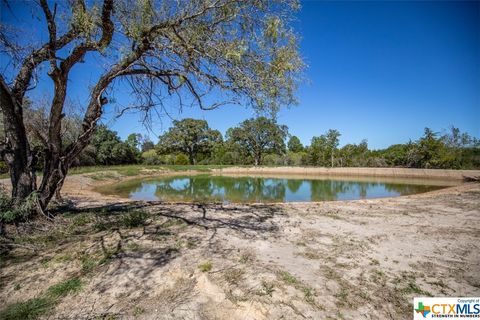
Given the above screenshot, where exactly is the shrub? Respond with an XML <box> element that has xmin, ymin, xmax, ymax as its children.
<box><xmin>141</xmin><ymin>149</ymin><xmax>161</xmax><ymax>165</ymax></box>
<box><xmin>47</xmin><ymin>278</ymin><xmax>82</xmax><ymax>298</ymax></box>
<box><xmin>0</xmin><ymin>160</ymin><xmax>8</xmax><ymax>174</ymax></box>
<box><xmin>122</xmin><ymin>210</ymin><xmax>148</xmax><ymax>228</ymax></box>
<box><xmin>0</xmin><ymin>278</ymin><xmax>82</xmax><ymax>320</ymax></box>
<box><xmin>198</xmin><ymin>261</ymin><xmax>213</xmax><ymax>272</ymax></box>
<box><xmin>263</xmin><ymin>154</ymin><xmax>285</xmax><ymax>166</ymax></box>
<box><xmin>0</xmin><ymin>187</ymin><xmax>38</xmax><ymax>223</ymax></box>
<box><xmin>175</xmin><ymin>153</ymin><xmax>189</xmax><ymax>165</ymax></box>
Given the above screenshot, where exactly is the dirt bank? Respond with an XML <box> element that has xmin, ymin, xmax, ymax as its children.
<box><xmin>213</xmin><ymin>166</ymin><xmax>480</xmax><ymax>180</ymax></box>
<box><xmin>0</xmin><ymin>172</ymin><xmax>479</xmax><ymax>319</ymax></box>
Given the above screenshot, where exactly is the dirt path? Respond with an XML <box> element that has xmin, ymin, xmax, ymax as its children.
<box><xmin>0</xmin><ymin>174</ymin><xmax>479</xmax><ymax>319</ymax></box>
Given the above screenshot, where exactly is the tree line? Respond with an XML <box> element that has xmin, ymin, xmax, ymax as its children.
<box><xmin>4</xmin><ymin>116</ymin><xmax>477</xmax><ymax>173</ymax></box>
<box><xmin>146</xmin><ymin>118</ymin><xmax>480</xmax><ymax>169</ymax></box>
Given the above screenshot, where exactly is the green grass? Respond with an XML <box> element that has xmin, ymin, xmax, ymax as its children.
<box><xmin>198</xmin><ymin>261</ymin><xmax>213</xmax><ymax>272</ymax></box>
<box><xmin>122</xmin><ymin>210</ymin><xmax>149</xmax><ymax>228</ymax></box>
<box><xmin>402</xmin><ymin>281</ymin><xmax>433</xmax><ymax>297</ymax></box>
<box><xmin>0</xmin><ymin>278</ymin><xmax>82</xmax><ymax>320</ymax></box>
<box><xmin>68</xmin><ymin>164</ymin><xmax>243</xmax><ymax>176</ymax></box>
<box><xmin>279</xmin><ymin>270</ymin><xmax>318</xmax><ymax>306</ymax></box>
<box><xmin>280</xmin><ymin>271</ymin><xmax>299</xmax><ymax>285</ymax></box>
<box><xmin>0</xmin><ymin>297</ymin><xmax>52</xmax><ymax>320</ymax></box>
<box><xmin>47</xmin><ymin>278</ymin><xmax>82</xmax><ymax>298</ymax></box>
<box><xmin>0</xmin><ymin>164</ymin><xmax>261</xmax><ymax>180</ymax></box>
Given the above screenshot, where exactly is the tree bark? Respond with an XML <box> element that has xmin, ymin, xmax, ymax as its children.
<box><xmin>254</xmin><ymin>153</ymin><xmax>261</xmax><ymax>166</ymax></box>
<box><xmin>0</xmin><ymin>77</ymin><xmax>36</xmax><ymax>204</ymax></box>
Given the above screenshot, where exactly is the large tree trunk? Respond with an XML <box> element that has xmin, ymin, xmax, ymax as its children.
<box><xmin>38</xmin><ymin>72</ymin><xmax>69</xmax><ymax>208</ymax></box>
<box><xmin>0</xmin><ymin>77</ymin><xmax>37</xmax><ymax>204</ymax></box>
<box><xmin>189</xmin><ymin>153</ymin><xmax>195</xmax><ymax>165</ymax></box>
<box><xmin>254</xmin><ymin>152</ymin><xmax>261</xmax><ymax>166</ymax></box>
<box><xmin>38</xmin><ymin>157</ymin><xmax>68</xmax><ymax>208</ymax></box>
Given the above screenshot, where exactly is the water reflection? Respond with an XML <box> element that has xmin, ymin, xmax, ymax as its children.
<box><xmin>102</xmin><ymin>175</ymin><xmax>447</xmax><ymax>203</ymax></box>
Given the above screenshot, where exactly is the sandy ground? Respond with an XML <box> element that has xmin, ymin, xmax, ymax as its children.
<box><xmin>0</xmin><ymin>171</ymin><xmax>479</xmax><ymax>320</ymax></box>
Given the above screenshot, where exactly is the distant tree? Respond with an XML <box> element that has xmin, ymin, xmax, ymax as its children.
<box><xmin>325</xmin><ymin>129</ymin><xmax>341</xmax><ymax>167</ymax></box>
<box><xmin>141</xmin><ymin>139</ymin><xmax>155</xmax><ymax>153</ymax></box>
<box><xmin>125</xmin><ymin>133</ymin><xmax>142</xmax><ymax>163</ymax></box>
<box><xmin>91</xmin><ymin>125</ymin><xmax>139</xmax><ymax>165</ymax></box>
<box><xmin>226</xmin><ymin>117</ymin><xmax>288</xmax><ymax>165</ymax></box>
<box><xmin>414</xmin><ymin>128</ymin><xmax>447</xmax><ymax>168</ymax></box>
<box><xmin>309</xmin><ymin>135</ymin><xmax>328</xmax><ymax>166</ymax></box>
<box><xmin>157</xmin><ymin>119</ymin><xmax>222</xmax><ymax>165</ymax></box>
<box><xmin>288</xmin><ymin>136</ymin><xmax>304</xmax><ymax>153</ymax></box>
<box><xmin>308</xmin><ymin>129</ymin><xmax>341</xmax><ymax>167</ymax></box>
<box><xmin>339</xmin><ymin>139</ymin><xmax>368</xmax><ymax>167</ymax></box>
<box><xmin>141</xmin><ymin>149</ymin><xmax>160</xmax><ymax>165</ymax></box>
<box><xmin>126</xmin><ymin>133</ymin><xmax>141</xmax><ymax>150</ymax></box>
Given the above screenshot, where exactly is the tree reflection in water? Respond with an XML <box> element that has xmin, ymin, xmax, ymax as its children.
<box><xmin>104</xmin><ymin>175</ymin><xmax>446</xmax><ymax>203</ymax></box>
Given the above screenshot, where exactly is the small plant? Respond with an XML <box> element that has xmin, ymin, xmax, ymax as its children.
<box><xmin>259</xmin><ymin>280</ymin><xmax>275</xmax><ymax>297</ymax></box>
<box><xmin>224</xmin><ymin>268</ymin><xmax>245</xmax><ymax>285</ymax></box>
<box><xmin>280</xmin><ymin>271</ymin><xmax>299</xmax><ymax>285</ymax></box>
<box><xmin>47</xmin><ymin>278</ymin><xmax>82</xmax><ymax>298</ymax></box>
<box><xmin>369</xmin><ymin>258</ymin><xmax>380</xmax><ymax>266</ymax></box>
<box><xmin>81</xmin><ymin>255</ymin><xmax>97</xmax><ymax>272</ymax></box>
<box><xmin>71</xmin><ymin>214</ymin><xmax>92</xmax><ymax>227</ymax></box>
<box><xmin>198</xmin><ymin>261</ymin><xmax>213</xmax><ymax>272</ymax></box>
<box><xmin>0</xmin><ymin>187</ymin><xmax>39</xmax><ymax>223</ymax></box>
<box><xmin>133</xmin><ymin>306</ymin><xmax>145</xmax><ymax>316</ymax></box>
<box><xmin>239</xmin><ymin>251</ymin><xmax>254</xmax><ymax>264</ymax></box>
<box><xmin>126</xmin><ymin>242</ymin><xmax>141</xmax><ymax>252</ymax></box>
<box><xmin>40</xmin><ymin>257</ymin><xmax>50</xmax><ymax>269</ymax></box>
<box><xmin>122</xmin><ymin>211</ymin><xmax>148</xmax><ymax>228</ymax></box>
<box><xmin>303</xmin><ymin>286</ymin><xmax>316</xmax><ymax>304</ymax></box>
<box><xmin>0</xmin><ymin>278</ymin><xmax>82</xmax><ymax>320</ymax></box>
<box><xmin>0</xmin><ymin>297</ymin><xmax>52</xmax><ymax>320</ymax></box>
<box><xmin>402</xmin><ymin>281</ymin><xmax>433</xmax><ymax>297</ymax></box>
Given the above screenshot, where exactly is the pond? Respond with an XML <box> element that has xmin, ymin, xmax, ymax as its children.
<box><xmin>96</xmin><ymin>174</ymin><xmax>455</xmax><ymax>203</ymax></box>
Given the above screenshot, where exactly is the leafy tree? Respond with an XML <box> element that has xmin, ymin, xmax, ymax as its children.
<box><xmin>157</xmin><ymin>119</ymin><xmax>222</xmax><ymax>165</ymax></box>
<box><xmin>125</xmin><ymin>133</ymin><xmax>142</xmax><ymax>163</ymax></box>
<box><xmin>226</xmin><ymin>117</ymin><xmax>288</xmax><ymax>165</ymax></box>
<box><xmin>339</xmin><ymin>139</ymin><xmax>369</xmax><ymax>167</ymax></box>
<box><xmin>309</xmin><ymin>135</ymin><xmax>328</xmax><ymax>166</ymax></box>
<box><xmin>0</xmin><ymin>0</ymin><xmax>303</xmax><ymax>211</ymax></box>
<box><xmin>308</xmin><ymin>129</ymin><xmax>341</xmax><ymax>167</ymax></box>
<box><xmin>90</xmin><ymin>125</ymin><xmax>139</xmax><ymax>165</ymax></box>
<box><xmin>287</xmin><ymin>136</ymin><xmax>304</xmax><ymax>153</ymax></box>
<box><xmin>141</xmin><ymin>139</ymin><xmax>155</xmax><ymax>153</ymax></box>
<box><xmin>126</xmin><ymin>133</ymin><xmax>141</xmax><ymax>150</ymax></box>
<box><xmin>325</xmin><ymin>129</ymin><xmax>341</xmax><ymax>167</ymax></box>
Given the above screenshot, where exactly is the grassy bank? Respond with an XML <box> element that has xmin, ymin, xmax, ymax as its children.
<box><xmin>0</xmin><ymin>165</ymin><xmax>245</xmax><ymax>180</ymax></box>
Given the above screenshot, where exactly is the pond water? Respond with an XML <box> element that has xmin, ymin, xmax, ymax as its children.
<box><xmin>96</xmin><ymin>174</ymin><xmax>454</xmax><ymax>203</ymax></box>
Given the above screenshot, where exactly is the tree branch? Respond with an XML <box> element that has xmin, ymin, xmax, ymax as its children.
<box><xmin>60</xmin><ymin>0</ymin><xmax>114</xmax><ymax>72</ymax></box>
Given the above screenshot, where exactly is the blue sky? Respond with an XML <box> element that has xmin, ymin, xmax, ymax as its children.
<box><xmin>1</xmin><ymin>1</ymin><xmax>479</xmax><ymax>149</ymax></box>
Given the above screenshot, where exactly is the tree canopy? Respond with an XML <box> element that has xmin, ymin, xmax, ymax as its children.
<box><xmin>157</xmin><ymin>118</ymin><xmax>222</xmax><ymax>164</ymax></box>
<box><xmin>226</xmin><ymin>117</ymin><xmax>288</xmax><ymax>165</ymax></box>
<box><xmin>287</xmin><ymin>136</ymin><xmax>304</xmax><ymax>153</ymax></box>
